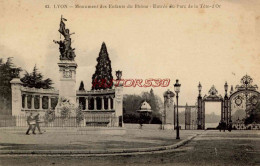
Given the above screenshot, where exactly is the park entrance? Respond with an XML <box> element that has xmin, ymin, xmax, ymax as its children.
<box><xmin>197</xmin><ymin>85</ymin><xmax>223</xmax><ymax>129</ymax></box>
<box><xmin>197</xmin><ymin>75</ymin><xmax>260</xmax><ymax>130</ymax></box>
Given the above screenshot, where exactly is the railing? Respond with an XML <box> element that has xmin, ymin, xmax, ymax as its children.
<box><xmin>0</xmin><ymin>115</ymin><xmax>119</xmax><ymax>127</ymax></box>
<box><xmin>0</xmin><ymin>116</ymin><xmax>16</xmax><ymax>127</ymax></box>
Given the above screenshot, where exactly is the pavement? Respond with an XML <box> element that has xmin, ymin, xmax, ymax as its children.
<box><xmin>0</xmin><ymin>127</ymin><xmax>200</xmax><ymax>155</ymax></box>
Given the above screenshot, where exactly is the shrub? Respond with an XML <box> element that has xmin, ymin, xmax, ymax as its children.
<box><xmin>58</xmin><ymin>97</ymin><xmax>75</xmax><ymax>120</ymax></box>
<box><xmin>44</xmin><ymin>109</ymin><xmax>55</xmax><ymax>123</ymax></box>
<box><xmin>76</xmin><ymin>104</ymin><xmax>84</xmax><ymax>125</ymax></box>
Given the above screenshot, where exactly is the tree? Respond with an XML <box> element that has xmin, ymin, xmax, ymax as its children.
<box><xmin>245</xmin><ymin>102</ymin><xmax>260</xmax><ymax>125</ymax></box>
<box><xmin>141</xmin><ymin>89</ymin><xmax>163</xmax><ymax>124</ymax></box>
<box><xmin>79</xmin><ymin>81</ymin><xmax>85</xmax><ymax>91</ymax></box>
<box><xmin>20</xmin><ymin>65</ymin><xmax>54</xmax><ymax>109</ymax></box>
<box><xmin>91</xmin><ymin>42</ymin><xmax>113</xmax><ymax>90</ymax></box>
<box><xmin>0</xmin><ymin>57</ymin><xmax>21</xmax><ymax>115</ymax></box>
<box><xmin>123</xmin><ymin>90</ymin><xmax>163</xmax><ymax>124</ymax></box>
<box><xmin>123</xmin><ymin>94</ymin><xmax>143</xmax><ymax>123</ymax></box>
<box><xmin>21</xmin><ymin>65</ymin><xmax>53</xmax><ymax>89</ymax></box>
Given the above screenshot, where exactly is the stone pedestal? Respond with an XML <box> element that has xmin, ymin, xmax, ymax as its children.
<box><xmin>55</xmin><ymin>60</ymin><xmax>77</xmax><ymax>117</ymax></box>
<box><xmin>10</xmin><ymin>78</ymin><xmax>23</xmax><ymax>116</ymax></box>
<box><xmin>57</xmin><ymin>60</ymin><xmax>77</xmax><ymax>104</ymax></box>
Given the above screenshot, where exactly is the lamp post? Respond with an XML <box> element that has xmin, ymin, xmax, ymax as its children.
<box><xmin>174</xmin><ymin>79</ymin><xmax>181</xmax><ymax>139</ymax></box>
<box><xmin>197</xmin><ymin>82</ymin><xmax>202</xmax><ymax>129</ymax></box>
<box><xmin>224</xmin><ymin>82</ymin><xmax>228</xmax><ymax>96</ymax></box>
<box><xmin>198</xmin><ymin>82</ymin><xmax>202</xmax><ymax>97</ymax></box>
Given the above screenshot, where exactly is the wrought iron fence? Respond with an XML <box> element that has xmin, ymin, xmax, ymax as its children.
<box><xmin>0</xmin><ymin>115</ymin><xmax>119</xmax><ymax>127</ymax></box>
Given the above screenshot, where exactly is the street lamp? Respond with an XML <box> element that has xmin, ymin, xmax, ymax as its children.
<box><xmin>174</xmin><ymin>79</ymin><xmax>181</xmax><ymax>139</ymax></box>
<box><xmin>197</xmin><ymin>82</ymin><xmax>202</xmax><ymax>129</ymax></box>
<box><xmin>198</xmin><ymin>82</ymin><xmax>202</xmax><ymax>97</ymax></box>
<box><xmin>224</xmin><ymin>82</ymin><xmax>228</xmax><ymax>96</ymax></box>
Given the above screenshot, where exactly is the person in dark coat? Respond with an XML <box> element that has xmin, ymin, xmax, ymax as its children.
<box><xmin>26</xmin><ymin>113</ymin><xmax>36</xmax><ymax>135</ymax></box>
<box><xmin>228</xmin><ymin>120</ymin><xmax>232</xmax><ymax>132</ymax></box>
<box><xmin>34</xmin><ymin>113</ymin><xmax>43</xmax><ymax>134</ymax></box>
<box><xmin>223</xmin><ymin>122</ymin><xmax>226</xmax><ymax>132</ymax></box>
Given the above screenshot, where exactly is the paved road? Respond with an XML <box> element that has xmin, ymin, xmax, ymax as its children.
<box><xmin>0</xmin><ymin>130</ymin><xmax>259</xmax><ymax>166</ymax></box>
<box><xmin>0</xmin><ymin>128</ymin><xmax>198</xmax><ymax>150</ymax></box>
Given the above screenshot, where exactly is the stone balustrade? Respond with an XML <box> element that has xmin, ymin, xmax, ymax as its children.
<box><xmin>21</xmin><ymin>86</ymin><xmax>59</xmax><ymax>112</ymax></box>
<box><xmin>76</xmin><ymin>90</ymin><xmax>116</xmax><ymax>112</ymax></box>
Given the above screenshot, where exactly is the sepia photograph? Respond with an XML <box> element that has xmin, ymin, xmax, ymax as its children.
<box><xmin>0</xmin><ymin>0</ymin><xmax>259</xmax><ymax>165</ymax></box>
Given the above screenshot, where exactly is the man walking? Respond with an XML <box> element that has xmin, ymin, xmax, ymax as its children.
<box><xmin>34</xmin><ymin>113</ymin><xmax>43</xmax><ymax>134</ymax></box>
<box><xmin>26</xmin><ymin>113</ymin><xmax>36</xmax><ymax>135</ymax></box>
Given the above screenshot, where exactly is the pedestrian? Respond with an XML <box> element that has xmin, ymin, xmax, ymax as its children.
<box><xmin>26</xmin><ymin>113</ymin><xmax>36</xmax><ymax>135</ymax></box>
<box><xmin>218</xmin><ymin>121</ymin><xmax>222</xmax><ymax>132</ymax></box>
<box><xmin>219</xmin><ymin>121</ymin><xmax>224</xmax><ymax>132</ymax></box>
<box><xmin>228</xmin><ymin>120</ymin><xmax>232</xmax><ymax>132</ymax></box>
<box><xmin>223</xmin><ymin>122</ymin><xmax>226</xmax><ymax>132</ymax></box>
<box><xmin>35</xmin><ymin>113</ymin><xmax>43</xmax><ymax>134</ymax></box>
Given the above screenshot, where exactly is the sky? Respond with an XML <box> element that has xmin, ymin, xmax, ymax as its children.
<box><xmin>0</xmin><ymin>0</ymin><xmax>260</xmax><ymax>114</ymax></box>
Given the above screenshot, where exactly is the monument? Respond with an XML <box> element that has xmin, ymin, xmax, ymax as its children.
<box><xmin>9</xmin><ymin>16</ymin><xmax>124</xmax><ymax>127</ymax></box>
<box><xmin>54</xmin><ymin>16</ymin><xmax>77</xmax><ymax>104</ymax></box>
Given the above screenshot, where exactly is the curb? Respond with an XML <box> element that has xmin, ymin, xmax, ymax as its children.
<box><xmin>0</xmin><ymin>134</ymin><xmax>198</xmax><ymax>156</ymax></box>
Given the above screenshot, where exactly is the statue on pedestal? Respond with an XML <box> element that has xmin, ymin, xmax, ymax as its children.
<box><xmin>53</xmin><ymin>16</ymin><xmax>76</xmax><ymax>61</ymax></box>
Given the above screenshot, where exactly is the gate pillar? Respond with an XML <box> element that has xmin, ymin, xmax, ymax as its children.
<box><xmin>115</xmin><ymin>70</ymin><xmax>124</xmax><ymax>127</ymax></box>
<box><xmin>163</xmin><ymin>90</ymin><xmax>175</xmax><ymax>130</ymax></box>
<box><xmin>10</xmin><ymin>78</ymin><xmax>23</xmax><ymax>116</ymax></box>
<box><xmin>223</xmin><ymin>96</ymin><xmax>229</xmax><ymax>124</ymax></box>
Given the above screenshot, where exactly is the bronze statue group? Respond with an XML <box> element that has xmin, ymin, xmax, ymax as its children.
<box><xmin>26</xmin><ymin>113</ymin><xmax>43</xmax><ymax>135</ymax></box>
<box><xmin>53</xmin><ymin>16</ymin><xmax>76</xmax><ymax>61</ymax></box>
